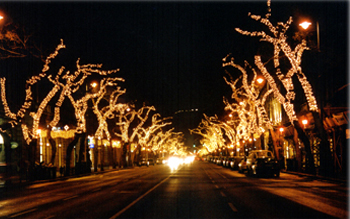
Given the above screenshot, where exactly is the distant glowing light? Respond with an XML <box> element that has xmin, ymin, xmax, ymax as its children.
<box><xmin>299</xmin><ymin>21</ymin><xmax>312</xmax><ymax>30</ymax></box>
<box><xmin>256</xmin><ymin>78</ymin><xmax>264</xmax><ymax>84</ymax></box>
<box><xmin>91</xmin><ymin>82</ymin><xmax>98</xmax><ymax>88</ymax></box>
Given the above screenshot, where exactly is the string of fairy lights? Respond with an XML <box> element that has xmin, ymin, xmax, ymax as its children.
<box><xmin>192</xmin><ymin>0</ymin><xmax>320</xmax><ymax>155</ymax></box>
<box><xmin>1</xmin><ymin>39</ymin><xmax>184</xmax><ymax>155</ymax></box>
<box><xmin>2</xmin><ymin>0</ymin><xmax>320</xmax><ymax>157</ymax></box>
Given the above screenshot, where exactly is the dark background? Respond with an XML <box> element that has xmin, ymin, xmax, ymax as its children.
<box><xmin>0</xmin><ymin>1</ymin><xmax>348</xmax><ymax>144</ymax></box>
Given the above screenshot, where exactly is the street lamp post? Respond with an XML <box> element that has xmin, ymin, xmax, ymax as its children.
<box><xmin>299</xmin><ymin>21</ymin><xmax>320</xmax><ymax>51</ymax></box>
<box><xmin>279</xmin><ymin>127</ymin><xmax>285</xmax><ymax>169</ymax></box>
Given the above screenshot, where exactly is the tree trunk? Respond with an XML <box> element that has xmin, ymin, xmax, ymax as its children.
<box><xmin>93</xmin><ymin>146</ymin><xmax>98</xmax><ymax>172</ymax></box>
<box><xmin>76</xmin><ymin>133</ymin><xmax>86</xmax><ymax>174</ymax></box>
<box><xmin>28</xmin><ymin>139</ymin><xmax>38</xmax><ymax>181</ymax></box>
<box><xmin>293</xmin><ymin>121</ymin><xmax>315</xmax><ymax>174</ymax></box>
<box><xmin>100</xmin><ymin>141</ymin><xmax>104</xmax><ymax>171</ymax></box>
<box><xmin>2</xmin><ymin>133</ymin><xmax>12</xmax><ymax>179</ymax></box>
<box><xmin>122</xmin><ymin>143</ymin><xmax>128</xmax><ymax>168</ymax></box>
<box><xmin>66</xmin><ymin>134</ymin><xmax>80</xmax><ymax>176</ymax></box>
<box><xmin>293</xmin><ymin>128</ymin><xmax>302</xmax><ymax>171</ymax></box>
<box><xmin>48</xmin><ymin>132</ymin><xmax>56</xmax><ymax>165</ymax></box>
<box><xmin>78</xmin><ymin>133</ymin><xmax>86</xmax><ymax>164</ymax></box>
<box><xmin>269</xmin><ymin>128</ymin><xmax>280</xmax><ymax>161</ymax></box>
<box><xmin>312</xmin><ymin>111</ymin><xmax>333</xmax><ymax>177</ymax></box>
<box><xmin>86</xmin><ymin>143</ymin><xmax>92</xmax><ymax>173</ymax></box>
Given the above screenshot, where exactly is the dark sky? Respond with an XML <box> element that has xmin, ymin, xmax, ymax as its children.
<box><xmin>0</xmin><ymin>1</ymin><xmax>348</xmax><ymax>118</ymax></box>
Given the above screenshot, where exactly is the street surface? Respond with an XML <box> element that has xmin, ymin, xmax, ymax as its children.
<box><xmin>0</xmin><ymin>161</ymin><xmax>348</xmax><ymax>218</ymax></box>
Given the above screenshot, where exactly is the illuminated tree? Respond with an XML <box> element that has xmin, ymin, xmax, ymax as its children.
<box><xmin>165</xmin><ymin>132</ymin><xmax>186</xmax><ymax>156</ymax></box>
<box><xmin>137</xmin><ymin>113</ymin><xmax>172</xmax><ymax>155</ymax></box>
<box><xmin>190</xmin><ymin>114</ymin><xmax>231</xmax><ymax>156</ymax></box>
<box><xmin>0</xmin><ymin>40</ymin><xmax>65</xmax><ymax>136</ymax></box>
<box><xmin>149</xmin><ymin>127</ymin><xmax>175</xmax><ymax>154</ymax></box>
<box><xmin>1</xmin><ymin>41</ymin><xmax>65</xmax><ymax>177</ymax></box>
<box><xmin>114</xmin><ymin>104</ymin><xmax>156</xmax><ymax>167</ymax></box>
<box><xmin>222</xmin><ymin>59</ymin><xmax>280</xmax><ymax>158</ymax></box>
<box><xmin>90</xmin><ymin>79</ymin><xmax>126</xmax><ymax>170</ymax></box>
<box><xmin>229</xmin><ymin>0</ymin><xmax>331</xmax><ymax>174</ymax></box>
<box><xmin>1</xmin><ymin>37</ymin><xmax>125</xmax><ymax>175</ymax></box>
<box><xmin>54</xmin><ymin>62</ymin><xmax>119</xmax><ymax>174</ymax></box>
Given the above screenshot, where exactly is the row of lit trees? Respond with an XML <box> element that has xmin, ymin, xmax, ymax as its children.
<box><xmin>192</xmin><ymin>0</ymin><xmax>332</xmax><ymax>176</ymax></box>
<box><xmin>0</xmin><ymin>25</ymin><xmax>186</xmax><ymax>177</ymax></box>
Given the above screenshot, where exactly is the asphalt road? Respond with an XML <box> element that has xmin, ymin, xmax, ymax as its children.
<box><xmin>0</xmin><ymin>161</ymin><xmax>348</xmax><ymax>218</ymax></box>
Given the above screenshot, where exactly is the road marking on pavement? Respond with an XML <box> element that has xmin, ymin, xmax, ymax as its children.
<box><xmin>119</xmin><ymin>190</ymin><xmax>138</xmax><ymax>194</ymax></box>
<box><xmin>215</xmin><ymin>185</ymin><xmax>219</xmax><ymax>189</ymax></box>
<box><xmin>109</xmin><ymin>175</ymin><xmax>171</xmax><ymax>219</ymax></box>
<box><xmin>228</xmin><ymin>202</ymin><xmax>238</xmax><ymax>212</ymax></box>
<box><xmin>63</xmin><ymin>195</ymin><xmax>79</xmax><ymax>201</ymax></box>
<box><xmin>220</xmin><ymin>191</ymin><xmax>226</xmax><ymax>197</ymax></box>
<box><xmin>92</xmin><ymin>188</ymin><xmax>101</xmax><ymax>192</ymax></box>
<box><xmin>10</xmin><ymin>208</ymin><xmax>37</xmax><ymax>218</ymax></box>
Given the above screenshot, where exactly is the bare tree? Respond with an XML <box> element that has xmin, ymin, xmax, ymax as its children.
<box><xmin>0</xmin><ymin>22</ymin><xmax>43</xmax><ymax>60</ymax></box>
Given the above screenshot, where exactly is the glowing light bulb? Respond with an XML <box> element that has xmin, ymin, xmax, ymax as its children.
<box><xmin>299</xmin><ymin>21</ymin><xmax>312</xmax><ymax>30</ymax></box>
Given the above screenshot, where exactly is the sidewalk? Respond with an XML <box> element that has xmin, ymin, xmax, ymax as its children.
<box><xmin>282</xmin><ymin>170</ymin><xmax>348</xmax><ymax>184</ymax></box>
<box><xmin>1</xmin><ymin>166</ymin><xmax>123</xmax><ymax>190</ymax></box>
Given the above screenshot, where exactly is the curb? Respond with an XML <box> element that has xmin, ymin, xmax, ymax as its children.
<box><xmin>282</xmin><ymin>170</ymin><xmax>347</xmax><ymax>184</ymax></box>
<box><xmin>1</xmin><ymin>167</ymin><xmax>131</xmax><ymax>190</ymax></box>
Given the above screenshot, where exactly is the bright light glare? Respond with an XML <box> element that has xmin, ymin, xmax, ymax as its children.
<box><xmin>299</xmin><ymin>21</ymin><xmax>312</xmax><ymax>30</ymax></box>
<box><xmin>185</xmin><ymin>156</ymin><xmax>195</xmax><ymax>164</ymax></box>
<box><xmin>91</xmin><ymin>82</ymin><xmax>98</xmax><ymax>88</ymax></box>
<box><xmin>167</xmin><ymin>156</ymin><xmax>182</xmax><ymax>171</ymax></box>
<box><xmin>256</xmin><ymin>78</ymin><xmax>264</xmax><ymax>84</ymax></box>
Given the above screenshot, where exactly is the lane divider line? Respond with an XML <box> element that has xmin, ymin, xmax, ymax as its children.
<box><xmin>10</xmin><ymin>208</ymin><xmax>37</xmax><ymax>218</ymax></box>
<box><xmin>110</xmin><ymin>175</ymin><xmax>171</xmax><ymax>219</ymax></box>
<box><xmin>63</xmin><ymin>195</ymin><xmax>79</xmax><ymax>201</ymax></box>
<box><xmin>228</xmin><ymin>202</ymin><xmax>238</xmax><ymax>212</ymax></box>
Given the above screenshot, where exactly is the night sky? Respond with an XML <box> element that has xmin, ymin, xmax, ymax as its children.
<box><xmin>0</xmin><ymin>1</ymin><xmax>348</xmax><ymax>120</ymax></box>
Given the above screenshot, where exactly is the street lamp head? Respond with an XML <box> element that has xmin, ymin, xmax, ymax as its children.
<box><xmin>302</xmin><ymin>119</ymin><xmax>308</xmax><ymax>125</ymax></box>
<box><xmin>90</xmin><ymin>81</ymin><xmax>98</xmax><ymax>88</ymax></box>
<box><xmin>279</xmin><ymin>127</ymin><xmax>284</xmax><ymax>133</ymax></box>
<box><xmin>256</xmin><ymin>77</ymin><xmax>264</xmax><ymax>84</ymax></box>
<box><xmin>299</xmin><ymin>21</ymin><xmax>312</xmax><ymax>30</ymax></box>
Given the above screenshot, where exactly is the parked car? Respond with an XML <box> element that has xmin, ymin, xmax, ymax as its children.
<box><xmin>156</xmin><ymin>158</ymin><xmax>164</xmax><ymax>165</ymax></box>
<box><xmin>216</xmin><ymin>157</ymin><xmax>224</xmax><ymax>166</ymax></box>
<box><xmin>246</xmin><ymin>150</ymin><xmax>280</xmax><ymax>177</ymax></box>
<box><xmin>139</xmin><ymin>158</ymin><xmax>155</xmax><ymax>167</ymax></box>
<box><xmin>222</xmin><ymin>157</ymin><xmax>228</xmax><ymax>166</ymax></box>
<box><xmin>225</xmin><ymin>157</ymin><xmax>234</xmax><ymax>168</ymax></box>
<box><xmin>230</xmin><ymin>156</ymin><xmax>244</xmax><ymax>170</ymax></box>
<box><xmin>238</xmin><ymin>158</ymin><xmax>247</xmax><ymax>173</ymax></box>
